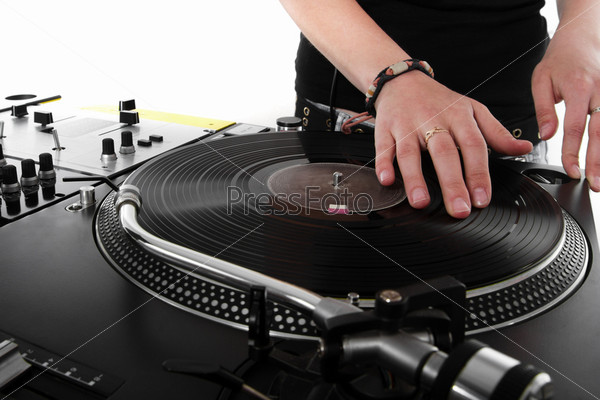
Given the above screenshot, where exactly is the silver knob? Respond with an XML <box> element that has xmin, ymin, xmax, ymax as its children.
<box><xmin>79</xmin><ymin>186</ymin><xmax>96</xmax><ymax>206</ymax></box>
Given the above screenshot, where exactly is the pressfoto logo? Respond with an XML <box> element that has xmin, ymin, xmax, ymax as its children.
<box><xmin>226</xmin><ymin>186</ymin><xmax>374</xmax><ymax>216</ymax></box>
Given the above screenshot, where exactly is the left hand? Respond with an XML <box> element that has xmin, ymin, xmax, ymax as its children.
<box><xmin>532</xmin><ymin>17</ymin><xmax>600</xmax><ymax>192</ymax></box>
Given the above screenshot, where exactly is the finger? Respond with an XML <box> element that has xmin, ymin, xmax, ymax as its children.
<box><xmin>531</xmin><ymin>67</ymin><xmax>559</xmax><ymax>140</ymax></box>
<box><xmin>374</xmin><ymin>128</ymin><xmax>397</xmax><ymax>186</ymax></box>
<box><xmin>425</xmin><ymin>129</ymin><xmax>471</xmax><ymax>218</ymax></box>
<box><xmin>449</xmin><ymin>120</ymin><xmax>491</xmax><ymax>208</ymax></box>
<box><xmin>472</xmin><ymin>102</ymin><xmax>533</xmax><ymax>156</ymax></box>
<box><xmin>585</xmin><ymin>108</ymin><xmax>600</xmax><ymax>191</ymax></box>
<box><xmin>394</xmin><ymin>130</ymin><xmax>430</xmax><ymax>209</ymax></box>
<box><xmin>561</xmin><ymin>96</ymin><xmax>588</xmax><ymax>179</ymax></box>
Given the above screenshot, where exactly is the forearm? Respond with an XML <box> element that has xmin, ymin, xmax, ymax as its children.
<box><xmin>279</xmin><ymin>0</ymin><xmax>410</xmax><ymax>93</ymax></box>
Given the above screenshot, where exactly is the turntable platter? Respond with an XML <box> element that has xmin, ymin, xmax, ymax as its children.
<box><xmin>96</xmin><ymin>132</ymin><xmax>588</xmax><ymax>335</ymax></box>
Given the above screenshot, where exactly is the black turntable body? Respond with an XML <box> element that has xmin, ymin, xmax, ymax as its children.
<box><xmin>1</xmin><ymin>97</ymin><xmax>600</xmax><ymax>399</ymax></box>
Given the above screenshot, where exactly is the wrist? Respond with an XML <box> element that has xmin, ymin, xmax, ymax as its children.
<box><xmin>365</xmin><ymin>59</ymin><xmax>434</xmax><ymax>118</ymax></box>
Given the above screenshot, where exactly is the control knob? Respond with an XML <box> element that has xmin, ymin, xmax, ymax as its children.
<box><xmin>11</xmin><ymin>104</ymin><xmax>28</xmax><ymax>118</ymax></box>
<box><xmin>119</xmin><ymin>99</ymin><xmax>136</xmax><ymax>111</ymax></box>
<box><xmin>101</xmin><ymin>138</ymin><xmax>118</xmax><ymax>162</ymax></box>
<box><xmin>38</xmin><ymin>153</ymin><xmax>57</xmax><ymax>184</ymax></box>
<box><xmin>1</xmin><ymin>164</ymin><xmax>21</xmax><ymax>202</ymax></box>
<box><xmin>79</xmin><ymin>186</ymin><xmax>96</xmax><ymax>207</ymax></box>
<box><xmin>34</xmin><ymin>111</ymin><xmax>54</xmax><ymax>126</ymax></box>
<box><xmin>119</xmin><ymin>130</ymin><xmax>135</xmax><ymax>154</ymax></box>
<box><xmin>119</xmin><ymin>110</ymin><xmax>139</xmax><ymax>126</ymax></box>
<box><xmin>20</xmin><ymin>159</ymin><xmax>40</xmax><ymax>195</ymax></box>
<box><xmin>276</xmin><ymin>116</ymin><xmax>303</xmax><ymax>132</ymax></box>
<box><xmin>38</xmin><ymin>153</ymin><xmax>56</xmax><ymax>199</ymax></box>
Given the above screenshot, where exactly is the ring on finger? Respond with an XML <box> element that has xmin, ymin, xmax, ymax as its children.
<box><xmin>590</xmin><ymin>106</ymin><xmax>600</xmax><ymax>115</ymax></box>
<box><xmin>424</xmin><ymin>127</ymin><xmax>450</xmax><ymax>149</ymax></box>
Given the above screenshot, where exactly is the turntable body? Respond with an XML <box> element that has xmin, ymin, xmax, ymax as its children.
<box><xmin>1</xmin><ymin>99</ymin><xmax>599</xmax><ymax>399</ymax></box>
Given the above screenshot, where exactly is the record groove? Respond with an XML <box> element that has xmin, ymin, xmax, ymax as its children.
<box><xmin>123</xmin><ymin>133</ymin><xmax>564</xmax><ymax>296</ymax></box>
<box><xmin>95</xmin><ymin>132</ymin><xmax>588</xmax><ymax>335</ymax></box>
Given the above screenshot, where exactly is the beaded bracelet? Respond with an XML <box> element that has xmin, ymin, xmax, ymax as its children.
<box><xmin>365</xmin><ymin>59</ymin><xmax>434</xmax><ymax>117</ymax></box>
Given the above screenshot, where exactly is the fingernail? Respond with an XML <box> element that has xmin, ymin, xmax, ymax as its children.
<box><xmin>379</xmin><ymin>170</ymin><xmax>391</xmax><ymax>184</ymax></box>
<box><xmin>473</xmin><ymin>188</ymin><xmax>489</xmax><ymax>208</ymax></box>
<box><xmin>539</xmin><ymin>123</ymin><xmax>552</xmax><ymax>140</ymax></box>
<box><xmin>571</xmin><ymin>165</ymin><xmax>581</xmax><ymax>179</ymax></box>
<box><xmin>411</xmin><ymin>188</ymin><xmax>428</xmax><ymax>206</ymax></box>
<box><xmin>592</xmin><ymin>176</ymin><xmax>600</xmax><ymax>191</ymax></box>
<box><xmin>453</xmin><ymin>198</ymin><xmax>471</xmax><ymax>214</ymax></box>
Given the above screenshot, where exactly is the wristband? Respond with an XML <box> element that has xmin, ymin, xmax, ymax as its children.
<box><xmin>365</xmin><ymin>59</ymin><xmax>434</xmax><ymax>117</ymax></box>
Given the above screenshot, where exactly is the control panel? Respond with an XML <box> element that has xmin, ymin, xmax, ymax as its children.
<box><xmin>0</xmin><ymin>95</ymin><xmax>239</xmax><ymax>226</ymax></box>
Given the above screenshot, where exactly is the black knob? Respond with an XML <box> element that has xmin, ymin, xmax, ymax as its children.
<box><xmin>102</xmin><ymin>138</ymin><xmax>115</xmax><ymax>154</ymax></box>
<box><xmin>119</xmin><ymin>99</ymin><xmax>136</xmax><ymax>111</ymax></box>
<box><xmin>2</xmin><ymin>165</ymin><xmax>18</xmax><ymax>185</ymax></box>
<box><xmin>121</xmin><ymin>131</ymin><xmax>134</xmax><ymax>146</ymax></box>
<box><xmin>1</xmin><ymin>165</ymin><xmax>21</xmax><ymax>202</ymax></box>
<box><xmin>119</xmin><ymin>110</ymin><xmax>139</xmax><ymax>126</ymax></box>
<box><xmin>38</xmin><ymin>153</ymin><xmax>57</xmax><ymax>186</ymax></box>
<box><xmin>38</xmin><ymin>153</ymin><xmax>54</xmax><ymax>172</ymax></box>
<box><xmin>120</xmin><ymin>131</ymin><xmax>135</xmax><ymax>154</ymax></box>
<box><xmin>21</xmin><ymin>159</ymin><xmax>40</xmax><ymax>194</ymax></box>
<box><xmin>34</xmin><ymin>111</ymin><xmax>54</xmax><ymax>126</ymax></box>
<box><xmin>101</xmin><ymin>138</ymin><xmax>117</xmax><ymax>161</ymax></box>
<box><xmin>21</xmin><ymin>159</ymin><xmax>37</xmax><ymax>179</ymax></box>
<box><xmin>11</xmin><ymin>104</ymin><xmax>28</xmax><ymax>118</ymax></box>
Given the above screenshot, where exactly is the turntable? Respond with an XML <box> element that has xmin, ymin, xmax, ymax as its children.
<box><xmin>1</xmin><ymin>99</ymin><xmax>599</xmax><ymax>399</ymax></box>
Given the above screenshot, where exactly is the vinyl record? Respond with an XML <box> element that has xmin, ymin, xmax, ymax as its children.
<box><xmin>121</xmin><ymin>132</ymin><xmax>564</xmax><ymax>298</ymax></box>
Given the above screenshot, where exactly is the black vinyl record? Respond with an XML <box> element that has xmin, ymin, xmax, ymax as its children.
<box><xmin>121</xmin><ymin>132</ymin><xmax>564</xmax><ymax>298</ymax></box>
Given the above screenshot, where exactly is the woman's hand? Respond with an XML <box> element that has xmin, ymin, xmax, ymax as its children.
<box><xmin>532</xmin><ymin>9</ymin><xmax>600</xmax><ymax>192</ymax></box>
<box><xmin>374</xmin><ymin>71</ymin><xmax>534</xmax><ymax>218</ymax></box>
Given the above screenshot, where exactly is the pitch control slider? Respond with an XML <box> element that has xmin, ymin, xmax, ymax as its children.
<box><xmin>0</xmin><ymin>331</ymin><xmax>123</xmax><ymax>397</ymax></box>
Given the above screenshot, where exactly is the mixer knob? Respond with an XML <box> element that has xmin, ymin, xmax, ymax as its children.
<box><xmin>119</xmin><ymin>99</ymin><xmax>136</xmax><ymax>111</ymax></box>
<box><xmin>101</xmin><ymin>138</ymin><xmax>118</xmax><ymax>162</ymax></box>
<box><xmin>38</xmin><ymin>153</ymin><xmax>57</xmax><ymax>182</ymax></box>
<box><xmin>119</xmin><ymin>130</ymin><xmax>136</xmax><ymax>154</ymax></box>
<box><xmin>11</xmin><ymin>104</ymin><xmax>28</xmax><ymax>118</ymax></box>
<box><xmin>119</xmin><ymin>110</ymin><xmax>139</xmax><ymax>126</ymax></box>
<box><xmin>1</xmin><ymin>165</ymin><xmax>21</xmax><ymax>202</ymax></box>
<box><xmin>37</xmin><ymin>153</ymin><xmax>56</xmax><ymax>199</ymax></box>
<box><xmin>20</xmin><ymin>159</ymin><xmax>40</xmax><ymax>192</ymax></box>
<box><xmin>34</xmin><ymin>111</ymin><xmax>54</xmax><ymax>126</ymax></box>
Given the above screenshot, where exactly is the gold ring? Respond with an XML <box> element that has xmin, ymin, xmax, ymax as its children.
<box><xmin>590</xmin><ymin>106</ymin><xmax>600</xmax><ymax>115</ymax></box>
<box><xmin>424</xmin><ymin>127</ymin><xmax>449</xmax><ymax>148</ymax></box>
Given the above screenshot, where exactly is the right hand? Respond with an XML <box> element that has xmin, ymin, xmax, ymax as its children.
<box><xmin>373</xmin><ymin>71</ymin><xmax>534</xmax><ymax>219</ymax></box>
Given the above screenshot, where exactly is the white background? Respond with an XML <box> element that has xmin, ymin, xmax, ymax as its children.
<box><xmin>0</xmin><ymin>1</ymin><xmax>561</xmax><ymax>150</ymax></box>
<box><xmin>0</xmin><ymin>1</ymin><xmax>596</xmax><ymax>206</ymax></box>
<box><xmin>0</xmin><ymin>1</ymin><xmax>299</xmax><ymax>126</ymax></box>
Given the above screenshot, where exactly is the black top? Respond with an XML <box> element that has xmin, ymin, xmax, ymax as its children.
<box><xmin>294</xmin><ymin>0</ymin><xmax>548</xmax><ymax>127</ymax></box>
